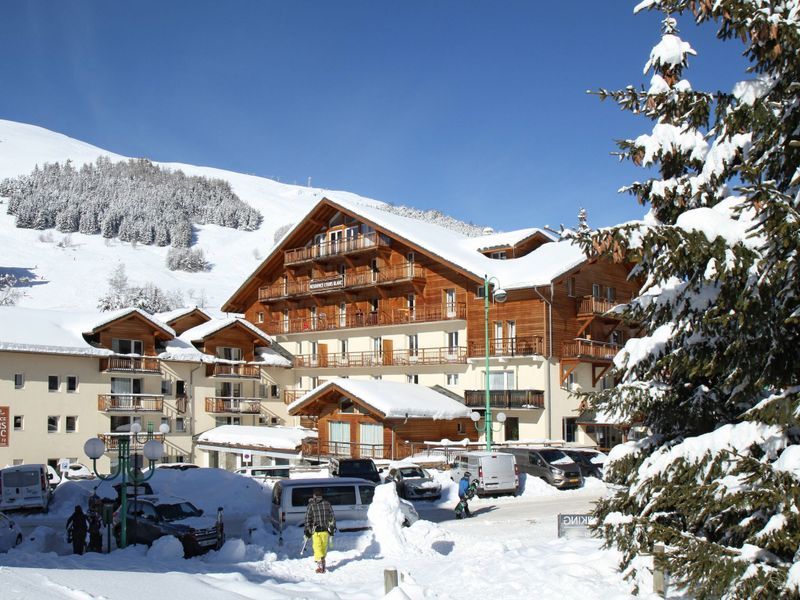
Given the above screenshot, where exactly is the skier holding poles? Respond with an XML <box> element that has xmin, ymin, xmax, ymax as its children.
<box><xmin>303</xmin><ymin>488</ymin><xmax>336</xmax><ymax>573</ymax></box>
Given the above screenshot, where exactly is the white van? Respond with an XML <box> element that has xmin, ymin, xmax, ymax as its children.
<box><xmin>235</xmin><ymin>465</ymin><xmax>291</xmax><ymax>480</ymax></box>
<box><xmin>270</xmin><ymin>477</ymin><xmax>418</xmax><ymax>542</ymax></box>
<box><xmin>450</xmin><ymin>451</ymin><xmax>519</xmax><ymax>496</ymax></box>
<box><xmin>0</xmin><ymin>464</ymin><xmax>51</xmax><ymax>511</ymax></box>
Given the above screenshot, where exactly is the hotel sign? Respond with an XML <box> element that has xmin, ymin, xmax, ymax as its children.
<box><xmin>0</xmin><ymin>406</ymin><xmax>8</xmax><ymax>447</ymax></box>
<box><xmin>309</xmin><ymin>275</ymin><xmax>344</xmax><ymax>291</ymax></box>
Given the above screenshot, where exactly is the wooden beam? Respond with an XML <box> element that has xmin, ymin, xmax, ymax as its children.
<box><xmin>592</xmin><ymin>363</ymin><xmax>611</xmax><ymax>386</ymax></box>
<box><xmin>560</xmin><ymin>359</ymin><xmax>579</xmax><ymax>386</ymax></box>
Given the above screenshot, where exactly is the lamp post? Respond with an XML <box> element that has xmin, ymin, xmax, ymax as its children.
<box><xmin>84</xmin><ymin>422</ymin><xmax>168</xmax><ymax>548</ymax></box>
<box><xmin>483</xmin><ymin>274</ymin><xmax>507</xmax><ymax>450</ymax></box>
<box><xmin>470</xmin><ymin>410</ymin><xmax>507</xmax><ymax>449</ymax></box>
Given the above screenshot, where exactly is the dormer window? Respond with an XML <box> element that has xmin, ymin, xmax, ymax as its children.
<box><xmin>216</xmin><ymin>347</ymin><xmax>243</xmax><ymax>361</ymax></box>
<box><xmin>112</xmin><ymin>338</ymin><xmax>143</xmax><ymax>355</ymax></box>
<box><xmin>489</xmin><ymin>251</ymin><xmax>507</xmax><ymax>260</ymax></box>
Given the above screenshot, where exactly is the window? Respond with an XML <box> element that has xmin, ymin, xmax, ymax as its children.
<box><xmin>369</xmin><ymin>298</ymin><xmax>379</xmax><ymax>313</ymax></box>
<box><xmin>282</xmin><ymin>309</ymin><xmax>289</xmax><ymax>333</ymax></box>
<box><xmin>270</xmin><ymin>384</ymin><xmax>279</xmax><ymax>398</ymax></box>
<box><xmin>175</xmin><ymin>380</ymin><xmax>186</xmax><ymax>397</ymax></box>
<box><xmin>406</xmin><ymin>374</ymin><xmax>419</xmax><ymax>384</ymax></box>
<box><xmin>371</xmin><ymin>258</ymin><xmax>379</xmax><ymax>282</ymax></box>
<box><xmin>446</xmin><ymin>373</ymin><xmax>459</xmax><ymax>386</ymax></box>
<box><xmin>47</xmin><ymin>416</ymin><xmax>59</xmax><ymax>433</ymax></box>
<box><xmin>66</xmin><ymin>376</ymin><xmax>78</xmax><ymax>393</ymax></box>
<box><xmin>340</xmin><ymin>339</ymin><xmax>348</xmax><ymax>357</ymax></box>
<box><xmin>309</xmin><ymin>306</ymin><xmax>317</xmax><ymax>330</ymax></box>
<box><xmin>444</xmin><ymin>289</ymin><xmax>457</xmax><ymax>317</ymax></box>
<box><xmin>566</xmin><ymin>372</ymin><xmax>576</xmax><ymax>390</ymax></box>
<box><xmin>407</xmin><ymin>293</ymin><xmax>415</xmax><ymax>318</ymax></box>
<box><xmin>13</xmin><ymin>416</ymin><xmax>23</xmax><ymax>431</ymax></box>
<box><xmin>112</xmin><ymin>338</ymin><xmax>144</xmax><ymax>355</ymax></box>
<box><xmin>606</xmin><ymin>287</ymin><xmax>616</xmax><ymax>302</ymax></box>
<box><xmin>406</xmin><ymin>252</ymin><xmax>415</xmax><ymax>277</ymax></box>
<box><xmin>447</xmin><ymin>331</ymin><xmax>459</xmax><ymax>352</ymax></box>
<box><xmin>563</xmin><ymin>417</ymin><xmax>577</xmax><ymax>443</ymax></box>
<box><xmin>161</xmin><ymin>379</ymin><xmax>173</xmax><ymax>396</ymax></box>
<box><xmin>408</xmin><ymin>334</ymin><xmax>419</xmax><ymax>358</ymax></box>
<box><xmin>489</xmin><ymin>251</ymin><xmax>507</xmax><ymax>260</ymax></box>
<box><xmin>257</xmin><ymin>311</ymin><xmax>264</xmax><ymax>324</ymax></box>
<box><xmin>175</xmin><ymin>417</ymin><xmax>186</xmax><ymax>432</ymax></box>
<box><xmin>14</xmin><ymin>374</ymin><xmax>24</xmax><ymax>389</ymax></box>
<box><xmin>592</xmin><ymin>283</ymin><xmax>602</xmax><ymax>299</ymax></box>
<box><xmin>338</xmin><ymin>302</ymin><xmax>347</xmax><ymax>327</ymax></box>
<box><xmin>372</xmin><ymin>337</ymin><xmax>382</xmax><ymax>355</ymax></box>
<box><xmin>507</xmin><ymin>321</ymin><xmax>517</xmax><ymax>353</ymax></box>
<box><xmin>48</xmin><ymin>375</ymin><xmax>60</xmax><ymax>392</ymax></box>
<box><xmin>456</xmin><ymin>422</ymin><xmax>466</xmax><ymax>434</ymax></box>
<box><xmin>12</xmin><ymin>459</ymin><xmax>23</xmax><ymax>466</ymax></box>
<box><xmin>566</xmin><ymin>277</ymin><xmax>576</xmax><ymax>298</ymax></box>
<box><xmin>487</xmin><ymin>370</ymin><xmax>515</xmax><ymax>390</ymax></box>
<box><xmin>610</xmin><ymin>331</ymin><xmax>623</xmax><ymax>346</ymax></box>
<box><xmin>216</xmin><ymin>347</ymin><xmax>243</xmax><ymax>361</ymax></box>
<box><xmin>66</xmin><ymin>416</ymin><xmax>78</xmax><ymax>433</ymax></box>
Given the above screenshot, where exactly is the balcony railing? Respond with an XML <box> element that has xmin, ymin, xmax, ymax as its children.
<box><xmin>98</xmin><ymin>433</ymin><xmax>165</xmax><ymax>452</ymax></box>
<box><xmin>205</xmin><ymin>397</ymin><xmax>264</xmax><ymax>414</ymax></box>
<box><xmin>562</xmin><ymin>339</ymin><xmax>620</xmax><ymax>361</ymax></box>
<box><xmin>258</xmin><ymin>264</ymin><xmax>425</xmax><ymax>302</ymax></box>
<box><xmin>265</xmin><ymin>302</ymin><xmax>467</xmax><ymax>335</ymax></box>
<box><xmin>468</xmin><ymin>336</ymin><xmax>544</xmax><ymax>358</ymax></box>
<box><xmin>294</xmin><ymin>346</ymin><xmax>467</xmax><ymax>369</ymax></box>
<box><xmin>301</xmin><ymin>438</ymin><xmax>413</xmax><ymax>461</ymax></box>
<box><xmin>97</xmin><ymin>394</ymin><xmax>164</xmax><ymax>412</ymax></box>
<box><xmin>577</xmin><ymin>295</ymin><xmax>627</xmax><ymax>317</ymax></box>
<box><xmin>205</xmin><ymin>363</ymin><xmax>261</xmax><ymax>379</ymax></box>
<box><xmin>464</xmin><ymin>389</ymin><xmax>545</xmax><ymax>410</ymax></box>
<box><xmin>284</xmin><ymin>232</ymin><xmax>391</xmax><ymax>265</ymax></box>
<box><xmin>283</xmin><ymin>389</ymin><xmax>312</xmax><ymax>405</ymax></box>
<box><xmin>100</xmin><ymin>357</ymin><xmax>161</xmax><ymax>374</ymax></box>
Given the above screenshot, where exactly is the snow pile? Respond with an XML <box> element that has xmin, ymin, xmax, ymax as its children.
<box><xmin>773</xmin><ymin>445</ymin><xmax>800</xmax><ymax>479</ymax></box>
<box><xmin>367</xmin><ymin>483</ymin><xmax>409</xmax><ymax>556</ymax></box>
<box><xmin>196</xmin><ymin>425</ymin><xmax>314</xmax><ymax>451</ymax></box>
<box><xmin>147</xmin><ymin>535</ymin><xmax>184</xmax><ymax>560</ymax></box>
<box><xmin>18</xmin><ymin>526</ymin><xmax>69</xmax><ymax>554</ymax></box>
<box><xmin>208</xmin><ymin>539</ymin><xmax>247</xmax><ymax>563</ymax></box>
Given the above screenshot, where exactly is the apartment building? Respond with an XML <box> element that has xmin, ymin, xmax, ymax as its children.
<box><xmin>223</xmin><ymin>196</ymin><xmax>640</xmax><ymax>452</ymax></box>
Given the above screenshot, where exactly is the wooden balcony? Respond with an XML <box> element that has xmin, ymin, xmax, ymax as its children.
<box><xmin>98</xmin><ymin>433</ymin><xmax>165</xmax><ymax>452</ymax></box>
<box><xmin>265</xmin><ymin>302</ymin><xmax>467</xmax><ymax>335</ymax></box>
<box><xmin>294</xmin><ymin>346</ymin><xmax>467</xmax><ymax>369</ymax></box>
<box><xmin>283</xmin><ymin>389</ymin><xmax>312</xmax><ymax>404</ymax></box>
<box><xmin>464</xmin><ymin>389</ymin><xmax>545</xmax><ymax>410</ymax></box>
<box><xmin>301</xmin><ymin>438</ymin><xmax>413</xmax><ymax>461</ymax></box>
<box><xmin>468</xmin><ymin>336</ymin><xmax>544</xmax><ymax>358</ymax></box>
<box><xmin>100</xmin><ymin>356</ymin><xmax>161</xmax><ymax>374</ymax></box>
<box><xmin>562</xmin><ymin>339</ymin><xmax>620</xmax><ymax>361</ymax></box>
<box><xmin>258</xmin><ymin>264</ymin><xmax>425</xmax><ymax>302</ymax></box>
<box><xmin>205</xmin><ymin>397</ymin><xmax>264</xmax><ymax>414</ymax></box>
<box><xmin>205</xmin><ymin>363</ymin><xmax>261</xmax><ymax>379</ymax></box>
<box><xmin>97</xmin><ymin>394</ymin><xmax>164</xmax><ymax>412</ymax></box>
<box><xmin>284</xmin><ymin>232</ymin><xmax>391</xmax><ymax>265</ymax></box>
<box><xmin>576</xmin><ymin>295</ymin><xmax>627</xmax><ymax>318</ymax></box>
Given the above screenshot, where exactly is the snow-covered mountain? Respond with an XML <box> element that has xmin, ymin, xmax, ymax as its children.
<box><xmin>0</xmin><ymin>120</ymin><xmax>394</xmax><ymax>312</ymax></box>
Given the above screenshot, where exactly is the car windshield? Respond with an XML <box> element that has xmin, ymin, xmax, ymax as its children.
<box><xmin>539</xmin><ymin>449</ymin><xmax>572</xmax><ymax>464</ymax></box>
<box><xmin>156</xmin><ymin>502</ymin><xmax>201</xmax><ymax>521</ymax></box>
<box><xmin>399</xmin><ymin>467</ymin><xmax>426</xmax><ymax>478</ymax></box>
<box><xmin>339</xmin><ymin>461</ymin><xmax>377</xmax><ymax>476</ymax></box>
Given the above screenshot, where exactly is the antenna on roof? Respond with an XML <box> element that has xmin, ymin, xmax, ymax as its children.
<box><xmin>577</xmin><ymin>208</ymin><xmax>589</xmax><ymax>233</ymax></box>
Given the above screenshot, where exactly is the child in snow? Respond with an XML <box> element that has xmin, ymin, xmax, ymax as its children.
<box><xmin>455</xmin><ymin>472</ymin><xmax>477</xmax><ymax>519</ymax></box>
<box><xmin>304</xmin><ymin>488</ymin><xmax>336</xmax><ymax>573</ymax></box>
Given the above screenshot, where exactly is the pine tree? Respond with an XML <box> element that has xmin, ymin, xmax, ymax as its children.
<box><xmin>572</xmin><ymin>2</ymin><xmax>800</xmax><ymax>598</ymax></box>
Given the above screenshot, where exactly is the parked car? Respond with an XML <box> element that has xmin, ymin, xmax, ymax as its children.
<box><xmin>0</xmin><ymin>464</ymin><xmax>51</xmax><ymax>511</ymax></box>
<box><xmin>384</xmin><ymin>464</ymin><xmax>442</xmax><ymax>500</ymax></box>
<box><xmin>500</xmin><ymin>447</ymin><xmax>583</xmax><ymax>489</ymax></box>
<box><xmin>0</xmin><ymin>512</ymin><xmax>23</xmax><ymax>551</ymax></box>
<box><xmin>63</xmin><ymin>463</ymin><xmax>95</xmax><ymax>480</ymax></box>
<box><xmin>114</xmin><ymin>494</ymin><xmax>224</xmax><ymax>557</ymax></box>
<box><xmin>270</xmin><ymin>477</ymin><xmax>419</xmax><ymax>540</ymax></box>
<box><xmin>45</xmin><ymin>465</ymin><xmax>61</xmax><ymax>490</ymax></box>
<box><xmin>449</xmin><ymin>451</ymin><xmax>519</xmax><ymax>496</ymax></box>
<box><xmin>562</xmin><ymin>449</ymin><xmax>607</xmax><ymax>479</ymax></box>
<box><xmin>235</xmin><ymin>465</ymin><xmax>291</xmax><ymax>480</ymax></box>
<box><xmin>329</xmin><ymin>458</ymin><xmax>381</xmax><ymax>484</ymax></box>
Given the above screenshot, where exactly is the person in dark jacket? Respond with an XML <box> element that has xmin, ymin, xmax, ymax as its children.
<box><xmin>304</xmin><ymin>488</ymin><xmax>336</xmax><ymax>573</ymax></box>
<box><xmin>455</xmin><ymin>472</ymin><xmax>477</xmax><ymax>519</ymax></box>
<box><xmin>87</xmin><ymin>509</ymin><xmax>103</xmax><ymax>552</ymax></box>
<box><xmin>66</xmin><ymin>505</ymin><xmax>88</xmax><ymax>554</ymax></box>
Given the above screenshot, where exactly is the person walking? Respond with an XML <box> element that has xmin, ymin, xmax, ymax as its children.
<box><xmin>66</xmin><ymin>505</ymin><xmax>88</xmax><ymax>555</ymax></box>
<box><xmin>304</xmin><ymin>488</ymin><xmax>336</xmax><ymax>573</ymax></box>
<box><xmin>455</xmin><ymin>471</ymin><xmax>477</xmax><ymax>519</ymax></box>
<box><xmin>87</xmin><ymin>508</ymin><xmax>103</xmax><ymax>552</ymax></box>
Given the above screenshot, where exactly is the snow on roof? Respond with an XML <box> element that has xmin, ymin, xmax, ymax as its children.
<box><xmin>196</xmin><ymin>425</ymin><xmax>315</xmax><ymax>451</ymax></box>
<box><xmin>87</xmin><ymin>307</ymin><xmax>176</xmax><ymax>337</ymax></box>
<box><xmin>154</xmin><ymin>306</ymin><xmax>211</xmax><ymax>324</ymax></box>
<box><xmin>461</xmin><ymin>228</ymin><xmax>554</xmax><ymax>252</ymax></box>
<box><xmin>180</xmin><ymin>317</ymin><xmax>272</xmax><ymax>345</ymax></box>
<box><xmin>289</xmin><ymin>378</ymin><xmax>472</xmax><ymax>420</ymax></box>
<box><xmin>255</xmin><ymin>346</ymin><xmax>292</xmax><ymax>368</ymax></box>
<box><xmin>0</xmin><ymin>306</ymin><xmax>113</xmax><ymax>356</ymax></box>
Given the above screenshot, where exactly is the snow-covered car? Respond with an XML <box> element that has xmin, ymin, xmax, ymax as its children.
<box><xmin>46</xmin><ymin>465</ymin><xmax>61</xmax><ymax>490</ymax></box>
<box><xmin>63</xmin><ymin>463</ymin><xmax>95</xmax><ymax>480</ymax></box>
<box><xmin>0</xmin><ymin>512</ymin><xmax>23</xmax><ymax>552</ymax></box>
<box><xmin>114</xmin><ymin>495</ymin><xmax>224</xmax><ymax>557</ymax></box>
<box><xmin>154</xmin><ymin>463</ymin><xmax>199</xmax><ymax>471</ymax></box>
<box><xmin>384</xmin><ymin>464</ymin><xmax>442</xmax><ymax>500</ymax></box>
<box><xmin>562</xmin><ymin>449</ymin><xmax>606</xmax><ymax>479</ymax></box>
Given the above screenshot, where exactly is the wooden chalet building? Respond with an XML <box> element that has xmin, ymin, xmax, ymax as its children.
<box><xmin>223</xmin><ymin>196</ymin><xmax>640</xmax><ymax>450</ymax></box>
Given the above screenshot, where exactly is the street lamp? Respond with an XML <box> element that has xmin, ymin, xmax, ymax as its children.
<box><xmin>83</xmin><ymin>422</ymin><xmax>169</xmax><ymax>548</ymax></box>
<box><xmin>470</xmin><ymin>410</ymin><xmax>507</xmax><ymax>447</ymax></box>
<box><xmin>483</xmin><ymin>274</ymin><xmax>507</xmax><ymax>450</ymax></box>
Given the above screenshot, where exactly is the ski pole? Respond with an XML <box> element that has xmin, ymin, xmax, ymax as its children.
<box><xmin>300</xmin><ymin>535</ymin><xmax>310</xmax><ymax>556</ymax></box>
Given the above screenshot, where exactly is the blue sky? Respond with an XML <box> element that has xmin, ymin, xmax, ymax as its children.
<box><xmin>1</xmin><ymin>1</ymin><xmax>749</xmax><ymax>232</ymax></box>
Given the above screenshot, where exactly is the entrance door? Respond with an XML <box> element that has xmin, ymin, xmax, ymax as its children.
<box><xmin>328</xmin><ymin>421</ymin><xmax>351</xmax><ymax>457</ymax></box>
<box><xmin>359</xmin><ymin>422</ymin><xmax>384</xmax><ymax>458</ymax></box>
<box><xmin>318</xmin><ymin>343</ymin><xmax>328</xmax><ymax>368</ymax></box>
<box><xmin>504</xmin><ymin>417</ymin><xmax>519</xmax><ymax>442</ymax></box>
<box><xmin>329</xmin><ymin>229</ymin><xmax>343</xmax><ymax>254</ymax></box>
<box><xmin>382</xmin><ymin>339</ymin><xmax>393</xmax><ymax>366</ymax></box>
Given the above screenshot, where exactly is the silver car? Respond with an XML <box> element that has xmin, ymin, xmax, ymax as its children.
<box><xmin>384</xmin><ymin>464</ymin><xmax>442</xmax><ymax>500</ymax></box>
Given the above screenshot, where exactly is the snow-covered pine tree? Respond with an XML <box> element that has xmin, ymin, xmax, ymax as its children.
<box><xmin>571</xmin><ymin>2</ymin><xmax>800</xmax><ymax>598</ymax></box>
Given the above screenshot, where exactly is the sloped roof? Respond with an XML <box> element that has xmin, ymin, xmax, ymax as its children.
<box><xmin>288</xmin><ymin>378</ymin><xmax>472</xmax><ymax>420</ymax></box>
<box><xmin>461</xmin><ymin>228</ymin><xmax>555</xmax><ymax>252</ymax></box>
<box><xmin>180</xmin><ymin>317</ymin><xmax>273</xmax><ymax>346</ymax></box>
<box><xmin>85</xmin><ymin>307</ymin><xmax>176</xmax><ymax>338</ymax></box>
<box><xmin>196</xmin><ymin>425</ymin><xmax>315</xmax><ymax>451</ymax></box>
<box><xmin>154</xmin><ymin>306</ymin><xmax>211</xmax><ymax>325</ymax></box>
<box><xmin>0</xmin><ymin>306</ymin><xmax>113</xmax><ymax>356</ymax></box>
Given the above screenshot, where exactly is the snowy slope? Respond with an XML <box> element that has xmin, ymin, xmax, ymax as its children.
<box><xmin>0</xmin><ymin>119</ymin><xmax>384</xmax><ymax>311</ymax></box>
